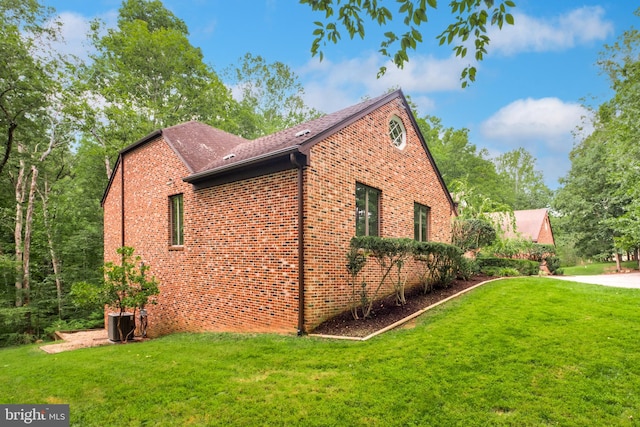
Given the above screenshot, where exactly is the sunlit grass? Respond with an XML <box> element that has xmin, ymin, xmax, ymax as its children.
<box><xmin>563</xmin><ymin>260</ymin><xmax>638</xmax><ymax>275</ymax></box>
<box><xmin>2</xmin><ymin>277</ymin><xmax>640</xmax><ymax>426</ymax></box>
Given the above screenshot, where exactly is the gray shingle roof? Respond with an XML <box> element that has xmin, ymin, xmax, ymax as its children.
<box><xmin>162</xmin><ymin>121</ymin><xmax>249</xmax><ymax>174</ymax></box>
<box><xmin>158</xmin><ymin>91</ymin><xmax>399</xmax><ymax>176</ymax></box>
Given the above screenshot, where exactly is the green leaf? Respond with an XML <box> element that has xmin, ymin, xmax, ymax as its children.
<box><xmin>412</xmin><ymin>28</ymin><xmax>423</xmax><ymax>43</ymax></box>
<box><xmin>414</xmin><ymin>8</ymin><xmax>428</xmax><ymax>24</ymax></box>
<box><xmin>505</xmin><ymin>13</ymin><xmax>514</xmax><ymax>25</ymax></box>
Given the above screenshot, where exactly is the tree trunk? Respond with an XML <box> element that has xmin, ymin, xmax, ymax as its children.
<box><xmin>615</xmin><ymin>252</ymin><xmax>622</xmax><ymax>272</ymax></box>
<box><xmin>13</xmin><ymin>146</ymin><xmax>26</xmax><ymax>307</ymax></box>
<box><xmin>40</xmin><ymin>180</ymin><xmax>63</xmax><ymax>317</ymax></box>
<box><xmin>22</xmin><ymin>165</ymin><xmax>39</xmax><ymax>303</ymax></box>
<box><xmin>90</xmin><ymin>128</ymin><xmax>112</xmax><ymax>178</ymax></box>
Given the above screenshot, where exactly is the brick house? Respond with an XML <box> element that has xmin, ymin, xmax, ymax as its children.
<box><xmin>102</xmin><ymin>89</ymin><xmax>456</xmax><ymax>336</ymax></box>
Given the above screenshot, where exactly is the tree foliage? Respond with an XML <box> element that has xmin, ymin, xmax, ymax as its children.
<box><xmin>0</xmin><ymin>0</ymin><xmax>61</xmax><ymax>176</ymax></box>
<box><xmin>494</xmin><ymin>147</ymin><xmax>553</xmax><ymax>210</ymax></box>
<box><xmin>555</xmin><ymin>11</ymin><xmax>640</xmax><ymax>263</ymax></box>
<box><xmin>451</xmin><ymin>218</ymin><xmax>496</xmax><ymax>252</ymax></box>
<box><xmin>225</xmin><ymin>53</ymin><xmax>322</xmax><ymax>137</ymax></box>
<box><xmin>71</xmin><ymin>0</ymin><xmax>240</xmax><ymax>178</ymax></box>
<box><xmin>301</xmin><ymin>0</ymin><xmax>516</xmax><ymax>86</ymax></box>
<box><xmin>417</xmin><ymin>115</ymin><xmax>511</xmax><ymax>206</ymax></box>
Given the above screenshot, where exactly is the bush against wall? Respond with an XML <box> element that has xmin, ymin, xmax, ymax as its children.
<box><xmin>346</xmin><ymin>237</ymin><xmax>466</xmax><ymax>320</ymax></box>
<box><xmin>413</xmin><ymin>241</ymin><xmax>465</xmax><ymax>293</ymax></box>
<box><xmin>347</xmin><ymin>237</ymin><xmax>414</xmax><ymax>319</ymax></box>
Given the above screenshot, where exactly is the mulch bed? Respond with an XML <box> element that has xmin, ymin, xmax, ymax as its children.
<box><xmin>310</xmin><ymin>275</ymin><xmax>495</xmax><ymax>338</ymax></box>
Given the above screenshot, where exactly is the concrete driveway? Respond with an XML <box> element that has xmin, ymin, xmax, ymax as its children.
<box><xmin>550</xmin><ymin>272</ymin><xmax>640</xmax><ymax>289</ymax></box>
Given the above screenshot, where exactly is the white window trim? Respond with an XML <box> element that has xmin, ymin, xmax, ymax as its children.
<box><xmin>389</xmin><ymin>116</ymin><xmax>406</xmax><ymax>150</ymax></box>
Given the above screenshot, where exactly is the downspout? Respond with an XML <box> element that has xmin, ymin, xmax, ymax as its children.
<box><xmin>120</xmin><ymin>155</ymin><xmax>125</xmax><ymax>248</ymax></box>
<box><xmin>290</xmin><ymin>153</ymin><xmax>305</xmax><ymax>335</ymax></box>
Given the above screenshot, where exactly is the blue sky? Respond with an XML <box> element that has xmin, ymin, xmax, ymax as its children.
<box><xmin>44</xmin><ymin>0</ymin><xmax>638</xmax><ymax>189</ymax></box>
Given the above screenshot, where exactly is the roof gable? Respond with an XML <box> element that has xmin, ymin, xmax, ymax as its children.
<box><xmin>491</xmin><ymin>209</ymin><xmax>550</xmax><ymax>242</ymax></box>
<box><xmin>196</xmin><ymin>91</ymin><xmax>402</xmax><ymax>173</ymax></box>
<box><xmin>104</xmin><ymin>89</ymin><xmax>455</xmax><ymax>211</ymax></box>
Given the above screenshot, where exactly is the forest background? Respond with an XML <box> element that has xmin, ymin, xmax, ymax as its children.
<box><xmin>1</xmin><ymin>0</ymin><xmax>638</xmax><ymax>346</ymax></box>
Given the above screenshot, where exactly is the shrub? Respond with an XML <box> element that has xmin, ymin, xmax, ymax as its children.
<box><xmin>413</xmin><ymin>242</ymin><xmax>464</xmax><ymax>292</ymax></box>
<box><xmin>346</xmin><ymin>246</ymin><xmax>368</xmax><ymax>320</ymax></box>
<box><xmin>348</xmin><ymin>237</ymin><xmax>415</xmax><ymax>319</ymax></box>
<box><xmin>545</xmin><ymin>255</ymin><xmax>563</xmax><ymax>275</ymax></box>
<box><xmin>457</xmin><ymin>257</ymin><xmax>479</xmax><ymax>281</ymax></box>
<box><xmin>71</xmin><ymin>247</ymin><xmax>159</xmax><ymax>342</ymax></box>
<box><xmin>451</xmin><ymin>218</ymin><xmax>497</xmax><ymax>252</ymax></box>
<box><xmin>477</xmin><ymin>257</ymin><xmax>539</xmax><ymax>276</ymax></box>
<box><xmin>346</xmin><ymin>238</ymin><xmax>466</xmax><ymax>319</ymax></box>
<box><xmin>482</xmin><ymin>238</ymin><xmax>556</xmax><ymax>262</ymax></box>
<box><xmin>481</xmin><ymin>266</ymin><xmax>521</xmax><ymax>277</ymax></box>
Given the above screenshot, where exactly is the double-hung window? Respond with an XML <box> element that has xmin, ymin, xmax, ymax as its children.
<box><xmin>356</xmin><ymin>183</ymin><xmax>380</xmax><ymax>236</ymax></box>
<box><xmin>414</xmin><ymin>203</ymin><xmax>430</xmax><ymax>242</ymax></box>
<box><xmin>170</xmin><ymin>194</ymin><xmax>184</xmax><ymax>246</ymax></box>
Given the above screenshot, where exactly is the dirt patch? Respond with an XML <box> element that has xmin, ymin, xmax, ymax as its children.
<box><xmin>310</xmin><ymin>275</ymin><xmax>496</xmax><ymax>339</ymax></box>
<box><xmin>40</xmin><ymin>329</ymin><xmax>112</xmax><ymax>354</ymax></box>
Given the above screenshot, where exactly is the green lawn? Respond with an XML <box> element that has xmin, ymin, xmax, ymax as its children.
<box><xmin>563</xmin><ymin>260</ymin><xmax>639</xmax><ymax>275</ymax></box>
<box><xmin>2</xmin><ymin>277</ymin><xmax>640</xmax><ymax>426</ymax></box>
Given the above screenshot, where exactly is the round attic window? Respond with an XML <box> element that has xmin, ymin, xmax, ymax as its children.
<box><xmin>389</xmin><ymin>116</ymin><xmax>406</xmax><ymax>150</ymax></box>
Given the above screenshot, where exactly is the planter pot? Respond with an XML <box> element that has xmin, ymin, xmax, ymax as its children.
<box><xmin>108</xmin><ymin>312</ymin><xmax>135</xmax><ymax>342</ymax></box>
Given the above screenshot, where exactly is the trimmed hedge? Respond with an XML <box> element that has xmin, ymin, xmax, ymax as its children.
<box><xmin>477</xmin><ymin>256</ymin><xmax>540</xmax><ymax>276</ymax></box>
<box><xmin>347</xmin><ymin>237</ymin><xmax>467</xmax><ymax>319</ymax></box>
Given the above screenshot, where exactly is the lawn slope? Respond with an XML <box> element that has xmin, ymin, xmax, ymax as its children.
<box><xmin>2</xmin><ymin>277</ymin><xmax>640</xmax><ymax>426</ymax></box>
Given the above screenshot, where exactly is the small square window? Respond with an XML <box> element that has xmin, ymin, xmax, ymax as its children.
<box><xmin>170</xmin><ymin>194</ymin><xmax>184</xmax><ymax>246</ymax></box>
<box><xmin>414</xmin><ymin>203</ymin><xmax>430</xmax><ymax>242</ymax></box>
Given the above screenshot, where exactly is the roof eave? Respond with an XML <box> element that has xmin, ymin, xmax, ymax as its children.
<box><xmin>183</xmin><ymin>145</ymin><xmax>302</xmax><ymax>184</ymax></box>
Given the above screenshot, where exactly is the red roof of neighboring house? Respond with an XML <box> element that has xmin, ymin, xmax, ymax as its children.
<box><xmin>514</xmin><ymin>209</ymin><xmax>550</xmax><ymax>242</ymax></box>
<box><xmin>492</xmin><ymin>209</ymin><xmax>552</xmax><ymax>243</ymax></box>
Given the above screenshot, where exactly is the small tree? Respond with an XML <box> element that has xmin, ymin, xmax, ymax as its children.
<box><xmin>346</xmin><ymin>246</ymin><xmax>367</xmax><ymax>320</ymax></box>
<box><xmin>71</xmin><ymin>247</ymin><xmax>159</xmax><ymax>342</ymax></box>
<box><xmin>451</xmin><ymin>218</ymin><xmax>497</xmax><ymax>253</ymax></box>
<box><xmin>348</xmin><ymin>237</ymin><xmax>414</xmax><ymax>319</ymax></box>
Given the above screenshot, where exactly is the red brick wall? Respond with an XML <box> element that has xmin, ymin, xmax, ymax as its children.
<box><xmin>302</xmin><ymin>98</ymin><xmax>455</xmax><ymax>330</ymax></box>
<box><xmin>537</xmin><ymin>214</ymin><xmax>555</xmax><ymax>245</ymax></box>
<box><xmin>103</xmin><ymin>96</ymin><xmax>455</xmax><ymax>336</ymax></box>
<box><xmin>104</xmin><ymin>138</ymin><xmax>300</xmax><ymax>336</ymax></box>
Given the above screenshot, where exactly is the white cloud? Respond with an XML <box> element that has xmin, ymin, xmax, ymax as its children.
<box><xmin>480</xmin><ymin>97</ymin><xmax>591</xmax><ymax>151</ymax></box>
<box><xmin>47</xmin><ymin>10</ymin><xmax>118</xmax><ymax>61</ymax></box>
<box><xmin>489</xmin><ymin>6</ymin><xmax>614</xmax><ymax>56</ymax></box>
<box><xmin>298</xmin><ymin>53</ymin><xmax>466</xmax><ymax>114</ymax></box>
<box><xmin>52</xmin><ymin>12</ymin><xmax>94</xmax><ymax>59</ymax></box>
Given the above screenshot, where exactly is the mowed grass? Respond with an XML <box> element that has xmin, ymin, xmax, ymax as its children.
<box><xmin>2</xmin><ymin>277</ymin><xmax>640</xmax><ymax>426</ymax></box>
<box><xmin>563</xmin><ymin>260</ymin><xmax>639</xmax><ymax>275</ymax></box>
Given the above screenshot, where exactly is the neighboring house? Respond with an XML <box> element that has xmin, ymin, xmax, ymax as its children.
<box><xmin>494</xmin><ymin>209</ymin><xmax>555</xmax><ymax>245</ymax></box>
<box><xmin>102</xmin><ymin>90</ymin><xmax>457</xmax><ymax>336</ymax></box>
